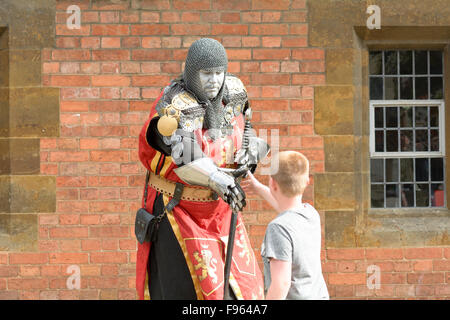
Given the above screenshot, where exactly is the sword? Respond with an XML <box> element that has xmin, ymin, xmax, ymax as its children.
<box><xmin>223</xmin><ymin>103</ymin><xmax>253</xmax><ymax>300</ymax></box>
<box><xmin>222</xmin><ymin>164</ymin><xmax>249</xmax><ymax>300</ymax></box>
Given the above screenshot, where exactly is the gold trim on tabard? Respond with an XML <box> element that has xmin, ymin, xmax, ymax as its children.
<box><xmin>164</xmin><ymin>194</ymin><xmax>204</xmax><ymax>300</ymax></box>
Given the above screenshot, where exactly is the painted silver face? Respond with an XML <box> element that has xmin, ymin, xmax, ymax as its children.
<box><xmin>198</xmin><ymin>69</ymin><xmax>225</xmax><ymax>99</ymax></box>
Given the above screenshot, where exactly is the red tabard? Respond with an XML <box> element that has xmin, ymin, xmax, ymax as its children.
<box><xmin>136</xmin><ymin>93</ymin><xmax>264</xmax><ymax>300</ymax></box>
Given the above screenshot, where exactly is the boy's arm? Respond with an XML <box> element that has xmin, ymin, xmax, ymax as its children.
<box><xmin>242</xmin><ymin>172</ymin><xmax>280</xmax><ymax>212</ymax></box>
<box><xmin>265</xmin><ymin>258</ymin><xmax>292</xmax><ymax>300</ymax></box>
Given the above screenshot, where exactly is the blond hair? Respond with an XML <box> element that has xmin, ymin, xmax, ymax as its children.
<box><xmin>270</xmin><ymin>151</ymin><xmax>309</xmax><ymax>197</ymax></box>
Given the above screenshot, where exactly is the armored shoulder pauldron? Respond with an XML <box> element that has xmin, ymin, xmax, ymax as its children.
<box><xmin>222</xmin><ymin>75</ymin><xmax>248</xmax><ymax>124</ymax></box>
<box><xmin>156</xmin><ymin>81</ymin><xmax>206</xmax><ymax>135</ymax></box>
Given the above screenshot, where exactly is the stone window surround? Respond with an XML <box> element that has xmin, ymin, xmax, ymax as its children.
<box><xmin>314</xmin><ymin>24</ymin><xmax>450</xmax><ymax>248</ymax></box>
<box><xmin>357</xmin><ymin>27</ymin><xmax>449</xmax><ymax>246</ymax></box>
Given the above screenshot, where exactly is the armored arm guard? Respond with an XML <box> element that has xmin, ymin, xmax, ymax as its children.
<box><xmin>174</xmin><ymin>157</ymin><xmax>245</xmax><ymax>211</ymax></box>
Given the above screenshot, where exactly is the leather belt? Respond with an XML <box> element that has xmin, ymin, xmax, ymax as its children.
<box><xmin>148</xmin><ymin>172</ymin><xmax>217</xmax><ymax>202</ymax></box>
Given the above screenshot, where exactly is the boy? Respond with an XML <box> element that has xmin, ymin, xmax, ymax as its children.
<box><xmin>241</xmin><ymin>151</ymin><xmax>329</xmax><ymax>300</ymax></box>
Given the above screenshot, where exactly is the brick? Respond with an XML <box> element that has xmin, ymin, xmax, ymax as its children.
<box><xmin>80</xmin><ymin>62</ymin><xmax>101</xmax><ymax>74</ymax></box>
<box><xmin>92</xmin><ymin>0</ymin><xmax>128</xmax><ymax>10</ymax></box>
<box><xmin>8</xmin><ymin>279</ymin><xmax>48</xmax><ymax>290</ymax></box>
<box><xmin>171</xmin><ymin>24</ymin><xmax>210</xmax><ymax>36</ymax></box>
<box><xmin>49</xmin><ymin>227</ymin><xmax>88</xmax><ymax>238</ymax></box>
<box><xmin>56</xmin><ymin>176</ymin><xmax>88</xmax><ymax>188</ymax></box>
<box><xmin>413</xmin><ymin>260</ymin><xmax>433</xmax><ymax>271</ymax></box>
<box><xmin>301</xmin><ymin>136</ymin><xmax>324</xmax><ymax>149</ymax></box>
<box><xmin>59</xmin><ymin>214</ymin><xmax>80</xmax><ymax>225</ymax></box>
<box><xmin>327</xmin><ymin>249</ymin><xmax>365</xmax><ymax>260</ymax></box>
<box><xmin>121</xmin><ymin>62</ymin><xmax>141</xmax><ymax>73</ymax></box>
<box><xmin>122</xmin><ymin>37</ymin><xmax>141</xmax><ymax>48</ymax></box>
<box><xmin>392</xmin><ymin>261</ymin><xmax>413</xmax><ymax>272</ymax></box>
<box><xmin>131</xmin><ymin>24</ymin><xmax>170</xmax><ymax>35</ymax></box>
<box><xmin>141</xmin><ymin>37</ymin><xmax>161</xmax><ymax>48</ymax></box>
<box><xmin>253</xmin><ymin>49</ymin><xmax>290</xmax><ymax>60</ymax></box>
<box><xmin>43</xmin><ymin>62</ymin><xmax>60</xmax><ymax>73</ymax></box>
<box><xmin>90</xmin><ymin>150</ymin><xmax>129</xmax><ymax>162</ymax></box>
<box><xmin>211</xmin><ymin>24</ymin><xmax>248</xmax><ymax>35</ymax></box>
<box><xmin>88</xmin><ymin>176</ymin><xmax>127</xmax><ymax>187</ymax></box>
<box><xmin>81</xmin><ymin>37</ymin><xmax>101</xmax><ymax>49</ymax></box>
<box><xmin>213</xmin><ymin>0</ymin><xmax>251</xmax><ymax>10</ymax></box>
<box><xmin>282</xmin><ymin>36</ymin><xmax>308</xmax><ymax>48</ymax></box>
<box><xmin>132</xmin><ymin>49</ymin><xmax>172</xmax><ymax>61</ymax></box>
<box><xmin>131</xmin><ymin>75</ymin><xmax>171</xmax><ymax>87</ymax></box>
<box><xmin>49</xmin><ymin>252</ymin><xmax>89</xmax><ymax>264</ymax></box>
<box><xmin>9</xmin><ymin>253</ymin><xmax>48</xmax><ymax>265</ymax></box>
<box><xmin>92</xmin><ymin>50</ymin><xmax>130</xmax><ymax>61</ymax></box>
<box><xmin>56</xmin><ymin>24</ymin><xmax>90</xmax><ymax>36</ymax></box>
<box><xmin>181</xmin><ymin>12</ymin><xmax>201</xmax><ymax>22</ymax></box>
<box><xmin>90</xmin><ymin>201</ymin><xmax>128</xmax><ymax>213</ymax></box>
<box><xmin>50</xmin><ymin>75</ymin><xmax>90</xmax><ymax>87</ymax></box>
<box><xmin>300</xmin><ymin>60</ymin><xmax>325</xmax><ymax>73</ymax></box>
<box><xmin>292</xmin><ymin>74</ymin><xmax>326</xmax><ymax>85</ymax></box>
<box><xmin>227</xmin><ymin>49</ymin><xmax>252</xmax><ymax>60</ymax></box>
<box><xmin>160</xmin><ymin>11</ymin><xmax>179</xmax><ymax>22</ymax></box>
<box><xmin>141</xmin><ymin>11</ymin><xmax>160</xmax><ymax>23</ymax></box>
<box><xmin>381</xmin><ymin>273</ymin><xmax>406</xmax><ymax>284</ymax></box>
<box><xmin>173</xmin><ymin>0</ymin><xmax>211</xmax><ymax>10</ymax></box>
<box><xmin>90</xmin><ymin>252</ymin><xmax>128</xmax><ymax>264</ymax></box>
<box><xmin>328</xmin><ymin>273</ymin><xmax>365</xmax><ymax>285</ymax></box>
<box><xmin>252</xmin><ymin>0</ymin><xmax>289</xmax><ymax>10</ymax></box>
<box><xmin>92</xmin><ymin>75</ymin><xmax>130</xmax><ymax>87</ymax></box>
<box><xmin>251</xmin><ymin>74</ymin><xmax>289</xmax><ymax>85</ymax></box>
<box><xmin>100</xmin><ymin>11</ymin><xmax>120</xmax><ymax>23</ymax></box>
<box><xmin>407</xmin><ymin>273</ymin><xmax>445</xmax><ymax>284</ymax></box>
<box><xmin>89</xmin><ymin>125</ymin><xmax>128</xmax><ymax>137</ymax></box>
<box><xmin>435</xmin><ymin>284</ymin><xmax>450</xmax><ymax>296</ymax></box>
<box><xmin>121</xmin><ymin>11</ymin><xmax>139</xmax><ymax>23</ymax></box>
<box><xmin>355</xmin><ymin>284</ymin><xmax>395</xmax><ymax>297</ymax></box>
<box><xmin>292</xmin><ymin>48</ymin><xmax>325</xmax><ymax>60</ymax></box>
<box><xmin>50</xmin><ymin>152</ymin><xmax>89</xmax><ymax>162</ymax></box>
<box><xmin>101</xmin><ymin>37</ymin><xmax>121</xmax><ymax>48</ymax></box>
<box><xmin>290</xmin><ymin>24</ymin><xmax>308</xmax><ymax>35</ymax></box>
<box><xmin>92</xmin><ymin>25</ymin><xmax>129</xmax><ymax>36</ymax></box>
<box><xmin>433</xmin><ymin>260</ymin><xmax>450</xmax><ymax>271</ymax></box>
<box><xmin>90</xmin><ymin>226</ymin><xmax>129</xmax><ymax>238</ymax></box>
<box><xmin>365</xmin><ymin>248</ymin><xmax>403</xmax><ymax>260</ymax></box>
<box><xmin>52</xmin><ymin>49</ymin><xmax>90</xmax><ymax>61</ymax></box>
<box><xmin>415</xmin><ymin>285</ymin><xmax>435</xmax><ymax>296</ymax></box>
<box><xmin>60</xmin><ymin>113</ymin><xmax>81</xmax><ymax>126</ymax></box>
<box><xmin>56</xmin><ymin>37</ymin><xmax>81</xmax><ymax>48</ymax></box>
<box><xmin>288</xmin><ymin>124</ymin><xmax>314</xmax><ymax>135</ymax></box>
<box><xmin>444</xmin><ymin>248</ymin><xmax>450</xmax><ymax>259</ymax></box>
<box><xmin>262</xmin><ymin>12</ymin><xmax>281</xmax><ymax>23</ymax></box>
<box><xmin>250</xmin><ymin>24</ymin><xmax>288</xmax><ymax>35</ymax></box>
<box><xmin>404</xmin><ymin>248</ymin><xmax>443</xmax><ymax>259</ymax></box>
<box><xmin>220</xmin><ymin>12</ymin><xmax>240</xmax><ymax>23</ymax></box>
<box><xmin>90</xmin><ymin>101</ymin><xmax>128</xmax><ymax>112</ymax></box>
<box><xmin>88</xmin><ymin>277</ymin><xmax>127</xmax><ymax>289</ymax></box>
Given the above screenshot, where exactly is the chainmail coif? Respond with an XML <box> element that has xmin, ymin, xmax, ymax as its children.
<box><xmin>183</xmin><ymin>38</ymin><xmax>228</xmax><ymax>136</ymax></box>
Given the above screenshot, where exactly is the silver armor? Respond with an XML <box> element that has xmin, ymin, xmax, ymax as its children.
<box><xmin>174</xmin><ymin>157</ymin><xmax>245</xmax><ymax>211</ymax></box>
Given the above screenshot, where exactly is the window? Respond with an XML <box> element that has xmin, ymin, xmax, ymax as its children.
<box><xmin>369</xmin><ymin>50</ymin><xmax>445</xmax><ymax>208</ymax></box>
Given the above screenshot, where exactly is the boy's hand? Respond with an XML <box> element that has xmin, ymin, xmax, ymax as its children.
<box><xmin>240</xmin><ymin>171</ymin><xmax>261</xmax><ymax>196</ymax></box>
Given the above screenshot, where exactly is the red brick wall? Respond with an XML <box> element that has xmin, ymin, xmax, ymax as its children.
<box><xmin>0</xmin><ymin>0</ymin><xmax>448</xmax><ymax>300</ymax></box>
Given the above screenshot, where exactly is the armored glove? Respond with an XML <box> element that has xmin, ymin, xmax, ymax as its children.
<box><xmin>174</xmin><ymin>157</ymin><xmax>246</xmax><ymax>211</ymax></box>
<box><xmin>209</xmin><ymin>170</ymin><xmax>246</xmax><ymax>212</ymax></box>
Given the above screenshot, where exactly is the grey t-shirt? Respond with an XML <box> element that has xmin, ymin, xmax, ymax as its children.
<box><xmin>261</xmin><ymin>203</ymin><xmax>329</xmax><ymax>300</ymax></box>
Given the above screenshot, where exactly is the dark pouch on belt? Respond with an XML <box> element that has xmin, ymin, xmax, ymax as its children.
<box><xmin>135</xmin><ymin>208</ymin><xmax>155</xmax><ymax>244</ymax></box>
